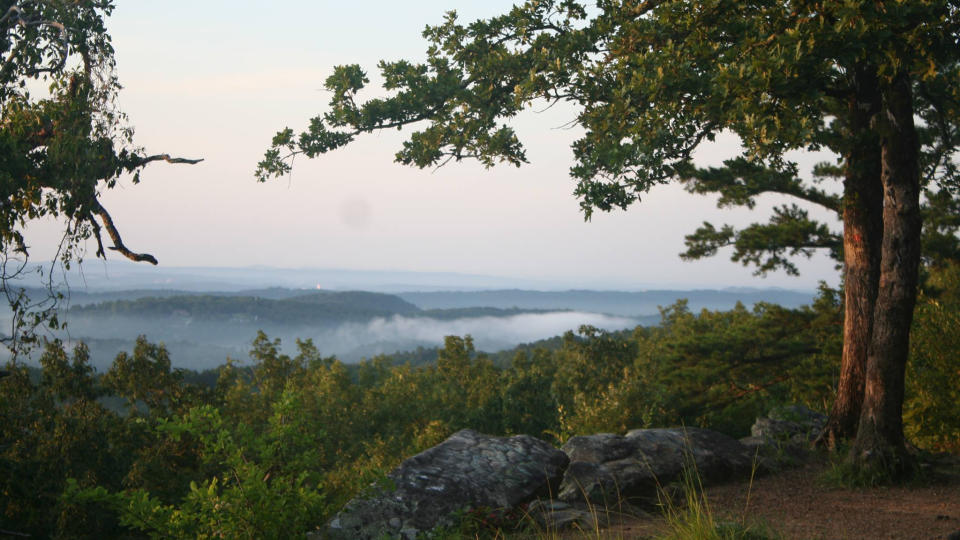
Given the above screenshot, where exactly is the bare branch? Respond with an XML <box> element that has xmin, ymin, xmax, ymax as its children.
<box><xmin>90</xmin><ymin>199</ymin><xmax>158</xmax><ymax>265</ymax></box>
<box><xmin>130</xmin><ymin>153</ymin><xmax>204</xmax><ymax>167</ymax></box>
<box><xmin>87</xmin><ymin>211</ymin><xmax>106</xmax><ymax>259</ymax></box>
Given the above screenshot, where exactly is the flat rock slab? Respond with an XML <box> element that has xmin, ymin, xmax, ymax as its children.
<box><xmin>559</xmin><ymin>427</ymin><xmax>755</xmax><ymax>504</ymax></box>
<box><xmin>325</xmin><ymin>429</ymin><xmax>569</xmax><ymax>539</ymax></box>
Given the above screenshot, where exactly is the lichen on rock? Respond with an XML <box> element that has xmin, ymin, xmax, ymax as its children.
<box><xmin>325</xmin><ymin>429</ymin><xmax>568</xmax><ymax>539</ymax></box>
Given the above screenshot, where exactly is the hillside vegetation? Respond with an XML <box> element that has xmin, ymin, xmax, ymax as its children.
<box><xmin>2</xmin><ymin>273</ymin><xmax>957</xmax><ymax>538</ymax></box>
<box><xmin>69</xmin><ymin>291</ymin><xmax>569</xmax><ymax>323</ymax></box>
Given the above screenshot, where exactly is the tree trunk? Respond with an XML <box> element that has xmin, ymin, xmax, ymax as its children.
<box><xmin>818</xmin><ymin>65</ymin><xmax>883</xmax><ymax>447</ymax></box>
<box><xmin>851</xmin><ymin>71</ymin><xmax>921</xmax><ymax>475</ymax></box>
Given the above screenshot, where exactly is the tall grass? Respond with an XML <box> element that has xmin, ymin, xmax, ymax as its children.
<box><xmin>656</xmin><ymin>454</ymin><xmax>779</xmax><ymax>540</ymax></box>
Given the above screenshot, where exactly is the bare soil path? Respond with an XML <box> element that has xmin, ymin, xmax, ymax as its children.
<box><xmin>577</xmin><ymin>461</ymin><xmax>960</xmax><ymax>539</ymax></box>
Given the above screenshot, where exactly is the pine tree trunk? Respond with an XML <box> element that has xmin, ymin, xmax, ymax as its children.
<box><xmin>819</xmin><ymin>65</ymin><xmax>883</xmax><ymax>447</ymax></box>
<box><xmin>851</xmin><ymin>71</ymin><xmax>921</xmax><ymax>474</ymax></box>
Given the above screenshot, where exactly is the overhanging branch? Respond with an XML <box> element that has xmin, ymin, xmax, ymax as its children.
<box><xmin>89</xmin><ymin>199</ymin><xmax>157</xmax><ymax>265</ymax></box>
<box><xmin>130</xmin><ymin>154</ymin><xmax>204</xmax><ymax>167</ymax></box>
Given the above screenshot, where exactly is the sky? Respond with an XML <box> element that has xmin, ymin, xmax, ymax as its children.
<box><xmin>25</xmin><ymin>1</ymin><xmax>842</xmax><ymax>290</ymax></box>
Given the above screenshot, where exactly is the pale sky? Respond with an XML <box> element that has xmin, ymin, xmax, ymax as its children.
<box><xmin>26</xmin><ymin>1</ymin><xmax>841</xmax><ymax>290</ymax></box>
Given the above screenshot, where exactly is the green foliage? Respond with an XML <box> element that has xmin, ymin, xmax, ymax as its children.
<box><xmin>905</xmin><ymin>265</ymin><xmax>960</xmax><ymax>453</ymax></box>
<box><xmin>108</xmin><ymin>405</ymin><xmax>327</xmax><ymax>540</ymax></box>
<box><xmin>39</xmin><ymin>340</ymin><xmax>99</xmax><ymax>403</ymax></box>
<box><xmin>102</xmin><ymin>336</ymin><xmax>188</xmax><ymax>416</ymax></box>
<box><xmin>499</xmin><ymin>349</ymin><xmax>559</xmax><ymax>438</ymax></box>
<box><xmin>0</xmin><ymin>342</ymin><xmax>128</xmax><ymax>537</ymax></box>
<box><xmin>550</xmin><ymin>326</ymin><xmax>657</xmax><ymax>439</ymax></box>
<box><xmin>4</xmin><ymin>288</ymin><xmax>958</xmax><ymax>536</ymax></box>
<box><xmin>652</xmin><ymin>296</ymin><xmax>839</xmax><ymax>435</ymax></box>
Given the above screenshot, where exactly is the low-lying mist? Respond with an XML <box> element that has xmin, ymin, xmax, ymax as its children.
<box><xmin>2</xmin><ymin>311</ymin><xmax>644</xmax><ymax>370</ymax></box>
<box><xmin>319</xmin><ymin>311</ymin><xmax>640</xmax><ymax>358</ymax></box>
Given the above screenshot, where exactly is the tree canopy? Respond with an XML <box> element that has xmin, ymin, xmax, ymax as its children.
<box><xmin>259</xmin><ymin>0</ymin><xmax>958</xmax><ymax>274</ymax></box>
<box><xmin>0</xmin><ymin>0</ymin><xmax>199</xmax><ymax>350</ymax></box>
<box><xmin>257</xmin><ymin>0</ymin><xmax>959</xmax><ymax>212</ymax></box>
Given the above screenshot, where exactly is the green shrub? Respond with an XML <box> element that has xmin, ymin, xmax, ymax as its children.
<box><xmin>905</xmin><ymin>296</ymin><xmax>960</xmax><ymax>453</ymax></box>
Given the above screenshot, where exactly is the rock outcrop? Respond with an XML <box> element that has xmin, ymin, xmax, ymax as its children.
<box><xmin>748</xmin><ymin>405</ymin><xmax>827</xmax><ymax>445</ymax></box>
<box><xmin>321</xmin><ymin>416</ymin><xmax>816</xmax><ymax>537</ymax></box>
<box><xmin>739</xmin><ymin>405</ymin><xmax>827</xmax><ymax>468</ymax></box>
<box><xmin>324</xmin><ymin>429</ymin><xmax>568</xmax><ymax>540</ymax></box>
<box><xmin>557</xmin><ymin>427</ymin><xmax>755</xmax><ymax>504</ymax></box>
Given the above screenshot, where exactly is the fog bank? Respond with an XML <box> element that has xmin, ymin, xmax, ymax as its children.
<box><xmin>2</xmin><ymin>311</ymin><xmax>644</xmax><ymax>370</ymax></box>
<box><xmin>320</xmin><ymin>311</ymin><xmax>641</xmax><ymax>358</ymax></box>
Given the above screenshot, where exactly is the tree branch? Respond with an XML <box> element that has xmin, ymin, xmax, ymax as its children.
<box><xmin>678</xmin><ymin>158</ymin><xmax>843</xmax><ymax>213</ymax></box>
<box><xmin>87</xmin><ymin>211</ymin><xmax>106</xmax><ymax>259</ymax></box>
<box><xmin>90</xmin><ymin>199</ymin><xmax>158</xmax><ymax>265</ymax></box>
<box><xmin>129</xmin><ymin>154</ymin><xmax>204</xmax><ymax>167</ymax></box>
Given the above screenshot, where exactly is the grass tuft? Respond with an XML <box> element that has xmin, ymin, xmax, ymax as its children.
<box><xmin>657</xmin><ymin>453</ymin><xmax>780</xmax><ymax>540</ymax></box>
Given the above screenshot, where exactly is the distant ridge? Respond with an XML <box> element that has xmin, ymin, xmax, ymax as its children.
<box><xmin>397</xmin><ymin>289</ymin><xmax>816</xmax><ymax>317</ymax></box>
<box><xmin>7</xmin><ymin>286</ymin><xmax>817</xmax><ymax>318</ymax></box>
<box><xmin>11</xmin><ymin>261</ymin><xmax>821</xmax><ymax>292</ymax></box>
<box><xmin>287</xmin><ymin>290</ymin><xmax>420</xmax><ymax>315</ymax></box>
<box><xmin>67</xmin><ymin>291</ymin><xmax>550</xmax><ymax>325</ymax></box>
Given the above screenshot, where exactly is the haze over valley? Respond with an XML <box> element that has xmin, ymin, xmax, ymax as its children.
<box><xmin>5</xmin><ymin>264</ymin><xmax>816</xmax><ymax>370</ymax></box>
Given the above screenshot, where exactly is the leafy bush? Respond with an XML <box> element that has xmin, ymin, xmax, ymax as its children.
<box><xmin>905</xmin><ymin>294</ymin><xmax>960</xmax><ymax>453</ymax></box>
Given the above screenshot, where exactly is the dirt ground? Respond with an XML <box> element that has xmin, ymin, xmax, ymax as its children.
<box><xmin>581</xmin><ymin>461</ymin><xmax>960</xmax><ymax>539</ymax></box>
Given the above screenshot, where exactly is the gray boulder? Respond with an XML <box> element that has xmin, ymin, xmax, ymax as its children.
<box><xmin>558</xmin><ymin>427</ymin><xmax>755</xmax><ymax>504</ymax></box>
<box><xmin>325</xmin><ymin>429</ymin><xmax>569</xmax><ymax>539</ymax></box>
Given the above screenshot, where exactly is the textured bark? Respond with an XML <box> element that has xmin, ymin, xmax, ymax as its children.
<box><xmin>851</xmin><ymin>72</ymin><xmax>921</xmax><ymax>472</ymax></box>
<box><xmin>819</xmin><ymin>66</ymin><xmax>883</xmax><ymax>447</ymax></box>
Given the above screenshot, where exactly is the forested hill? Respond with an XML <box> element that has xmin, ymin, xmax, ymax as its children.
<box><xmin>20</xmin><ymin>286</ymin><xmax>816</xmax><ymax>317</ymax></box>
<box><xmin>68</xmin><ymin>290</ymin><xmax>554</xmax><ymax>324</ymax></box>
<box><xmin>397</xmin><ymin>288</ymin><xmax>816</xmax><ymax>316</ymax></box>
